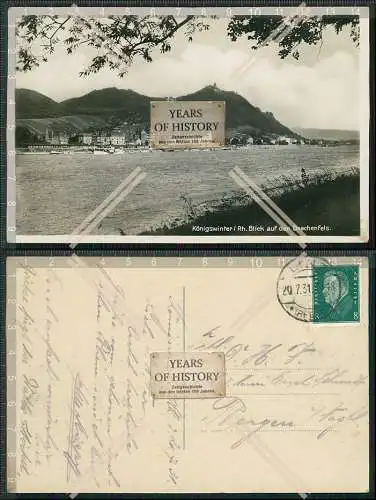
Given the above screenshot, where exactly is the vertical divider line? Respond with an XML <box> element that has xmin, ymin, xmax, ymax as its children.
<box><xmin>183</xmin><ymin>286</ymin><xmax>186</xmax><ymax>450</ymax></box>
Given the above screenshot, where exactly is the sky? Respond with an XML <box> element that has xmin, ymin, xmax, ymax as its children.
<box><xmin>15</xmin><ymin>16</ymin><xmax>361</xmax><ymax>130</ymax></box>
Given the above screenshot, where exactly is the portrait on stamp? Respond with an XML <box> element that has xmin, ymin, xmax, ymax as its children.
<box><xmin>313</xmin><ymin>265</ymin><xmax>360</xmax><ymax>323</ymax></box>
<box><xmin>322</xmin><ymin>270</ymin><xmax>354</xmax><ymax>320</ymax></box>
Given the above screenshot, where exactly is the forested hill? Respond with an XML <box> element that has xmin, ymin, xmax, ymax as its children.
<box><xmin>16</xmin><ymin>85</ymin><xmax>297</xmax><ymax>137</ymax></box>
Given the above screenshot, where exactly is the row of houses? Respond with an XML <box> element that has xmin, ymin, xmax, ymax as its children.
<box><xmin>77</xmin><ymin>128</ymin><xmax>149</xmax><ymax>146</ymax></box>
<box><xmin>44</xmin><ymin>125</ymin><xmax>150</xmax><ymax>147</ymax></box>
<box><xmin>23</xmin><ymin>125</ymin><xmax>358</xmax><ymax>148</ymax></box>
<box><xmin>229</xmin><ymin>134</ymin><xmax>306</xmax><ymax>146</ymax></box>
<box><xmin>229</xmin><ymin>134</ymin><xmax>358</xmax><ymax>147</ymax></box>
<box><xmin>45</xmin><ymin>128</ymin><xmax>70</xmax><ymax>145</ymax></box>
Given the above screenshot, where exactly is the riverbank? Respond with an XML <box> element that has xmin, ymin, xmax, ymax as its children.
<box><xmin>144</xmin><ymin>169</ymin><xmax>360</xmax><ymax>236</ymax></box>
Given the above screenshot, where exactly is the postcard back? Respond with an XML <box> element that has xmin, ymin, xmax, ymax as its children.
<box><xmin>7</xmin><ymin>256</ymin><xmax>369</xmax><ymax>493</ymax></box>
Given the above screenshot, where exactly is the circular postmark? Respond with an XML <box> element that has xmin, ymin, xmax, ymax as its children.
<box><xmin>277</xmin><ymin>255</ymin><xmax>331</xmax><ymax>322</ymax></box>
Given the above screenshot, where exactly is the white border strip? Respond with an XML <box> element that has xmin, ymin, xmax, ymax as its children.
<box><xmin>15</xmin><ymin>235</ymin><xmax>367</xmax><ymax>244</ymax></box>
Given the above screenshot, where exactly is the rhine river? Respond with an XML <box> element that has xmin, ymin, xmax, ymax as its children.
<box><xmin>16</xmin><ymin>145</ymin><xmax>359</xmax><ymax>235</ymax></box>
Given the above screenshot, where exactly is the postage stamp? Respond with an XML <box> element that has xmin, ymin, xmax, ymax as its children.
<box><xmin>276</xmin><ymin>257</ymin><xmax>360</xmax><ymax>323</ymax></box>
<box><xmin>312</xmin><ymin>265</ymin><xmax>360</xmax><ymax>323</ymax></box>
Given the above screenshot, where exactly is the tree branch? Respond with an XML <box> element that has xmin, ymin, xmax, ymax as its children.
<box><xmin>47</xmin><ymin>17</ymin><xmax>71</xmax><ymax>41</ymax></box>
<box><xmin>129</xmin><ymin>15</ymin><xmax>194</xmax><ymax>52</ymax></box>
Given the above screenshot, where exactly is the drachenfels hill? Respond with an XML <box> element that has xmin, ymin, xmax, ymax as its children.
<box><xmin>16</xmin><ymin>84</ymin><xmax>297</xmax><ymax>139</ymax></box>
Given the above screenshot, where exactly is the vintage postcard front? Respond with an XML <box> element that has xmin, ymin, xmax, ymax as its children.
<box><xmin>8</xmin><ymin>5</ymin><xmax>369</xmax><ymax>244</ymax></box>
<box><xmin>7</xmin><ymin>256</ymin><xmax>369</xmax><ymax>493</ymax></box>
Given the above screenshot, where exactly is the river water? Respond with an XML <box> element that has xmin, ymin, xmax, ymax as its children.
<box><xmin>16</xmin><ymin>145</ymin><xmax>359</xmax><ymax>235</ymax></box>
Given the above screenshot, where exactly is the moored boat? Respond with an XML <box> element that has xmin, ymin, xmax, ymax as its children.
<box><xmin>92</xmin><ymin>148</ymin><xmax>111</xmax><ymax>155</ymax></box>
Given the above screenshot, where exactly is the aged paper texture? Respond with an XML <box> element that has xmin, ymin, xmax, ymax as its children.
<box><xmin>7</xmin><ymin>256</ymin><xmax>369</xmax><ymax>493</ymax></box>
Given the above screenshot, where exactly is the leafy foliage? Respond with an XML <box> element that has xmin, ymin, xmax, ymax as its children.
<box><xmin>16</xmin><ymin>15</ymin><xmax>210</xmax><ymax>77</ymax></box>
<box><xmin>227</xmin><ymin>15</ymin><xmax>359</xmax><ymax>60</ymax></box>
<box><xmin>16</xmin><ymin>13</ymin><xmax>359</xmax><ymax>75</ymax></box>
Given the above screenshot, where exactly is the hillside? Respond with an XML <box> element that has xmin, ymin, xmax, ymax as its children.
<box><xmin>16</xmin><ymin>85</ymin><xmax>296</xmax><ymax>138</ymax></box>
<box><xmin>17</xmin><ymin>115</ymin><xmax>109</xmax><ymax>135</ymax></box>
<box><xmin>292</xmin><ymin>127</ymin><xmax>360</xmax><ymax>141</ymax></box>
<box><xmin>16</xmin><ymin>89</ymin><xmax>61</xmax><ymax>118</ymax></box>
<box><xmin>179</xmin><ymin>85</ymin><xmax>295</xmax><ymax>137</ymax></box>
<box><xmin>59</xmin><ymin>87</ymin><xmax>152</xmax><ymax>123</ymax></box>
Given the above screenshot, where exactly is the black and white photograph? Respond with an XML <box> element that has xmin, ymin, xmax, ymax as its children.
<box><xmin>8</xmin><ymin>5</ymin><xmax>370</xmax><ymax>243</ymax></box>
